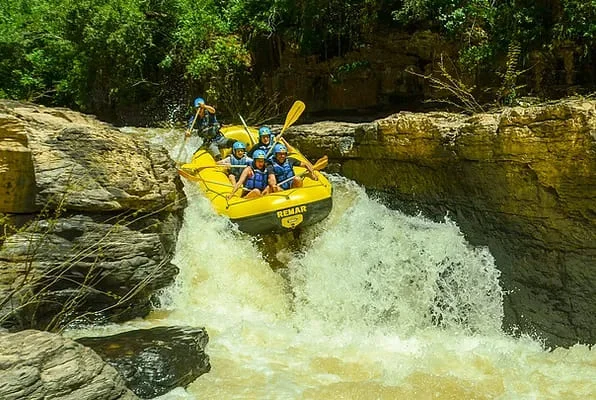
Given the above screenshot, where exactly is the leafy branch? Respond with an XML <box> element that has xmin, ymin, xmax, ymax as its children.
<box><xmin>496</xmin><ymin>41</ymin><xmax>528</xmax><ymax>106</ymax></box>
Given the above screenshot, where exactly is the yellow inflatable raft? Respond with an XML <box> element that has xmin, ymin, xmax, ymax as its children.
<box><xmin>178</xmin><ymin>125</ymin><xmax>333</xmax><ymax>234</ymax></box>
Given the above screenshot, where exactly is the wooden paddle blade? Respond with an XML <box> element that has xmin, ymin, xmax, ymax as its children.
<box><xmin>177</xmin><ymin>168</ymin><xmax>200</xmax><ymax>182</ymax></box>
<box><xmin>267</xmin><ymin>100</ymin><xmax>306</xmax><ymax>158</ymax></box>
<box><xmin>282</xmin><ymin>100</ymin><xmax>305</xmax><ymax>131</ymax></box>
<box><xmin>313</xmin><ymin>155</ymin><xmax>329</xmax><ymax>171</ymax></box>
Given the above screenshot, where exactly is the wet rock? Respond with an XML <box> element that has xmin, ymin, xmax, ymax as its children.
<box><xmin>286</xmin><ymin>98</ymin><xmax>596</xmax><ymax>347</ymax></box>
<box><xmin>0</xmin><ymin>329</ymin><xmax>137</xmax><ymax>400</ymax></box>
<box><xmin>0</xmin><ymin>214</ymin><xmax>179</xmax><ymax>329</ymax></box>
<box><xmin>76</xmin><ymin>326</ymin><xmax>210</xmax><ymax>398</ymax></box>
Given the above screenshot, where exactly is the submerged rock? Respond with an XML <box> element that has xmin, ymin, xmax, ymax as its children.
<box><xmin>0</xmin><ymin>329</ymin><xmax>137</xmax><ymax>400</ymax></box>
<box><xmin>286</xmin><ymin>98</ymin><xmax>596</xmax><ymax>347</ymax></box>
<box><xmin>76</xmin><ymin>326</ymin><xmax>211</xmax><ymax>399</ymax></box>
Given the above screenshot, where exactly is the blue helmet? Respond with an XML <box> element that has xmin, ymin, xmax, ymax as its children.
<box><xmin>258</xmin><ymin>126</ymin><xmax>271</xmax><ymax>137</ymax></box>
<box><xmin>194</xmin><ymin>97</ymin><xmax>205</xmax><ymax>108</ymax></box>
<box><xmin>253</xmin><ymin>150</ymin><xmax>267</xmax><ymax>160</ymax></box>
<box><xmin>274</xmin><ymin>144</ymin><xmax>287</xmax><ymax>154</ymax></box>
<box><xmin>232</xmin><ymin>141</ymin><xmax>246</xmax><ymax>151</ymax></box>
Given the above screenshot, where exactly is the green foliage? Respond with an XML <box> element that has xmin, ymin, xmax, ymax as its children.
<box><xmin>63</xmin><ymin>0</ymin><xmax>153</xmax><ymax>108</ymax></box>
<box><xmin>393</xmin><ymin>0</ymin><xmax>595</xmax><ymax>66</ymax></box>
<box><xmin>0</xmin><ymin>0</ymin><xmax>593</xmax><ymax>118</ymax></box>
<box><xmin>553</xmin><ymin>0</ymin><xmax>596</xmax><ymax>56</ymax></box>
<box><xmin>280</xmin><ymin>0</ymin><xmax>381</xmax><ymax>57</ymax></box>
<box><xmin>0</xmin><ymin>0</ymin><xmax>76</xmax><ymax>102</ymax></box>
<box><xmin>223</xmin><ymin>0</ymin><xmax>280</xmax><ymax>35</ymax></box>
<box><xmin>406</xmin><ymin>55</ymin><xmax>484</xmax><ymax>114</ymax></box>
<box><xmin>392</xmin><ymin>0</ymin><xmax>436</xmax><ymax>23</ymax></box>
<box><xmin>186</xmin><ymin>35</ymin><xmax>251</xmax><ymax>78</ymax></box>
<box><xmin>394</xmin><ymin>0</ymin><xmax>594</xmax><ymax>104</ymax></box>
<box><xmin>394</xmin><ymin>0</ymin><xmax>496</xmax><ymax>66</ymax></box>
<box><xmin>496</xmin><ymin>41</ymin><xmax>526</xmax><ymax>105</ymax></box>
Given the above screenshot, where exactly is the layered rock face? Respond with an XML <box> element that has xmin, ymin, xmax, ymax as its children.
<box><xmin>287</xmin><ymin>98</ymin><xmax>596</xmax><ymax>347</ymax></box>
<box><xmin>0</xmin><ymin>100</ymin><xmax>186</xmax><ymax>329</ymax></box>
<box><xmin>0</xmin><ymin>117</ymin><xmax>36</xmax><ymax>212</ymax></box>
<box><xmin>0</xmin><ymin>329</ymin><xmax>137</xmax><ymax>400</ymax></box>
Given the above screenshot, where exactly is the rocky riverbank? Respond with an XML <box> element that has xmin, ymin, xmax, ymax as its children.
<box><xmin>1</xmin><ymin>97</ymin><xmax>593</xmax><ymax>398</ymax></box>
<box><xmin>0</xmin><ymin>100</ymin><xmax>185</xmax><ymax>329</ymax></box>
<box><xmin>0</xmin><ymin>100</ymin><xmax>209</xmax><ymax>398</ymax></box>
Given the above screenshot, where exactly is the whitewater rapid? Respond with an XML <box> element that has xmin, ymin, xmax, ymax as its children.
<box><xmin>81</xmin><ymin>127</ymin><xmax>595</xmax><ymax>399</ymax></box>
<box><xmin>154</xmin><ymin>175</ymin><xmax>594</xmax><ymax>399</ymax></box>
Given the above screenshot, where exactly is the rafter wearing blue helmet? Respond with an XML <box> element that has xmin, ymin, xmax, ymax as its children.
<box><xmin>227</xmin><ymin>149</ymin><xmax>272</xmax><ymax>200</ymax></box>
<box><xmin>270</xmin><ymin>143</ymin><xmax>317</xmax><ymax>191</ymax></box>
<box><xmin>247</xmin><ymin>126</ymin><xmax>274</xmax><ymax>157</ymax></box>
<box><xmin>187</xmin><ymin>96</ymin><xmax>226</xmax><ymax>160</ymax></box>
<box><xmin>216</xmin><ymin>141</ymin><xmax>252</xmax><ymax>185</ymax></box>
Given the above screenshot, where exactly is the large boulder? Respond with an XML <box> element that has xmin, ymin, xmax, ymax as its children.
<box><xmin>285</xmin><ymin>98</ymin><xmax>596</xmax><ymax>347</ymax></box>
<box><xmin>0</xmin><ymin>100</ymin><xmax>185</xmax><ymax>329</ymax></box>
<box><xmin>76</xmin><ymin>326</ymin><xmax>211</xmax><ymax>399</ymax></box>
<box><xmin>0</xmin><ymin>329</ymin><xmax>137</xmax><ymax>400</ymax></box>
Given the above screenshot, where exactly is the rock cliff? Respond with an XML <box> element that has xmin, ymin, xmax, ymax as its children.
<box><xmin>0</xmin><ymin>100</ymin><xmax>185</xmax><ymax>330</ymax></box>
<box><xmin>286</xmin><ymin>98</ymin><xmax>596</xmax><ymax>347</ymax></box>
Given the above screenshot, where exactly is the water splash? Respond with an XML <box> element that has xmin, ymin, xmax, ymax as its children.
<box><xmin>151</xmin><ymin>176</ymin><xmax>594</xmax><ymax>400</ymax></box>
<box><xmin>288</xmin><ymin>177</ymin><xmax>503</xmax><ymax>336</ymax></box>
<box><xmin>157</xmin><ymin>184</ymin><xmax>292</xmax><ymax>332</ymax></box>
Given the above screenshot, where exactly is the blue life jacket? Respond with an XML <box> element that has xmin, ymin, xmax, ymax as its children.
<box><xmin>229</xmin><ymin>155</ymin><xmax>251</xmax><ymax>180</ymax></box>
<box><xmin>189</xmin><ymin>111</ymin><xmax>219</xmax><ymax>139</ymax></box>
<box><xmin>272</xmin><ymin>159</ymin><xmax>295</xmax><ymax>190</ymax></box>
<box><xmin>245</xmin><ymin>165</ymin><xmax>269</xmax><ymax>191</ymax></box>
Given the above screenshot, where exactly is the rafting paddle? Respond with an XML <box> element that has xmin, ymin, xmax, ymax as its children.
<box><xmin>185</xmin><ymin>164</ymin><xmax>248</xmax><ymax>173</ymax></box>
<box><xmin>266</xmin><ymin>100</ymin><xmax>306</xmax><ymax>158</ymax></box>
<box><xmin>178</xmin><ymin>168</ymin><xmax>238</xmax><ymax>188</ymax></box>
<box><xmin>175</xmin><ymin>107</ymin><xmax>201</xmax><ymax>165</ymax></box>
<box><xmin>239</xmin><ymin>114</ymin><xmax>256</xmax><ymax>146</ymax></box>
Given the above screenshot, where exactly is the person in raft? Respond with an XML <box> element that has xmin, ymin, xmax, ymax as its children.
<box><xmin>247</xmin><ymin>126</ymin><xmax>275</xmax><ymax>157</ymax></box>
<box><xmin>226</xmin><ymin>150</ymin><xmax>272</xmax><ymax>200</ymax></box>
<box><xmin>187</xmin><ymin>96</ymin><xmax>227</xmax><ymax>160</ymax></box>
<box><xmin>268</xmin><ymin>143</ymin><xmax>317</xmax><ymax>191</ymax></box>
<box><xmin>217</xmin><ymin>141</ymin><xmax>252</xmax><ymax>185</ymax></box>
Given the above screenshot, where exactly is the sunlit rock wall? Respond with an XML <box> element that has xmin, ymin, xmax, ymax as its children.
<box><xmin>0</xmin><ymin>113</ymin><xmax>36</xmax><ymax>213</ymax></box>
<box><xmin>287</xmin><ymin>98</ymin><xmax>596</xmax><ymax>347</ymax></box>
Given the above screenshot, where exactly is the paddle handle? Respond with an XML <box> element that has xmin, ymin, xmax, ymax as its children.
<box><xmin>238</xmin><ymin>114</ymin><xmax>256</xmax><ymax>146</ymax></box>
<box><xmin>176</xmin><ymin>107</ymin><xmax>201</xmax><ymax>164</ymax></box>
<box><xmin>275</xmin><ymin>156</ymin><xmax>327</xmax><ymax>187</ymax></box>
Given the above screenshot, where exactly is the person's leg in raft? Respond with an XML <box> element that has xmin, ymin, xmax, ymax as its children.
<box><xmin>208</xmin><ymin>141</ymin><xmax>222</xmax><ymax>161</ymax></box>
<box><xmin>244</xmin><ymin>188</ymin><xmax>262</xmax><ymax>199</ymax></box>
